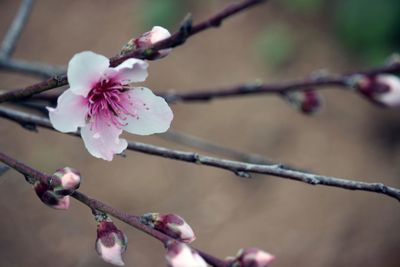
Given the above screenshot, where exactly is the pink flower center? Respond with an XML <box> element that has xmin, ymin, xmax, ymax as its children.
<box><xmin>87</xmin><ymin>77</ymin><xmax>135</xmax><ymax>129</ymax></box>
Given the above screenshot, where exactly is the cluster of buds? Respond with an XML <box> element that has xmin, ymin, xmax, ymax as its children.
<box><xmin>95</xmin><ymin>213</ymin><xmax>128</xmax><ymax>266</ymax></box>
<box><xmin>121</xmin><ymin>26</ymin><xmax>172</xmax><ymax>60</ymax></box>
<box><xmin>351</xmin><ymin>74</ymin><xmax>400</xmax><ymax>107</ymax></box>
<box><xmin>282</xmin><ymin>90</ymin><xmax>322</xmax><ymax>115</ymax></box>
<box><xmin>141</xmin><ymin>213</ymin><xmax>196</xmax><ymax>243</ymax></box>
<box><xmin>165</xmin><ymin>241</ymin><xmax>207</xmax><ymax>267</ymax></box>
<box><xmin>227</xmin><ymin>248</ymin><xmax>276</xmax><ymax>267</ymax></box>
<box><xmin>33</xmin><ymin>167</ymin><xmax>81</xmax><ymax>210</ymax></box>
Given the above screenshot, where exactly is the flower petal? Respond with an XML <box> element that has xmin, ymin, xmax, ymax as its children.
<box><xmin>67</xmin><ymin>51</ymin><xmax>109</xmax><ymax>97</ymax></box>
<box><xmin>47</xmin><ymin>90</ymin><xmax>88</xmax><ymax>133</ymax></box>
<box><xmin>80</xmin><ymin>118</ymin><xmax>128</xmax><ymax>161</ymax></box>
<box><xmin>113</xmin><ymin>58</ymin><xmax>148</xmax><ymax>84</ymax></box>
<box><xmin>122</xmin><ymin>87</ymin><xmax>173</xmax><ymax>135</ymax></box>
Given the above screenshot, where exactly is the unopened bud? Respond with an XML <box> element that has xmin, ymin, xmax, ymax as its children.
<box><xmin>121</xmin><ymin>26</ymin><xmax>171</xmax><ymax>59</ymax></box>
<box><xmin>95</xmin><ymin>217</ymin><xmax>128</xmax><ymax>266</ymax></box>
<box><xmin>355</xmin><ymin>74</ymin><xmax>400</xmax><ymax>107</ymax></box>
<box><xmin>282</xmin><ymin>90</ymin><xmax>322</xmax><ymax>115</ymax></box>
<box><xmin>33</xmin><ymin>181</ymin><xmax>70</xmax><ymax>210</ymax></box>
<box><xmin>228</xmin><ymin>248</ymin><xmax>275</xmax><ymax>267</ymax></box>
<box><xmin>165</xmin><ymin>241</ymin><xmax>207</xmax><ymax>267</ymax></box>
<box><xmin>52</xmin><ymin>167</ymin><xmax>81</xmax><ymax>196</ymax></box>
<box><xmin>141</xmin><ymin>213</ymin><xmax>195</xmax><ymax>243</ymax></box>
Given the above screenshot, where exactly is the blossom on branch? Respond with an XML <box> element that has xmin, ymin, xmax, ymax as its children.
<box><xmin>227</xmin><ymin>247</ymin><xmax>275</xmax><ymax>267</ymax></box>
<box><xmin>52</xmin><ymin>167</ymin><xmax>81</xmax><ymax>196</ymax></box>
<box><xmin>121</xmin><ymin>26</ymin><xmax>172</xmax><ymax>60</ymax></box>
<box><xmin>33</xmin><ymin>181</ymin><xmax>70</xmax><ymax>210</ymax></box>
<box><xmin>355</xmin><ymin>74</ymin><xmax>400</xmax><ymax>107</ymax></box>
<box><xmin>141</xmin><ymin>213</ymin><xmax>196</xmax><ymax>243</ymax></box>
<box><xmin>95</xmin><ymin>218</ymin><xmax>128</xmax><ymax>266</ymax></box>
<box><xmin>48</xmin><ymin>51</ymin><xmax>173</xmax><ymax>160</ymax></box>
<box><xmin>165</xmin><ymin>241</ymin><xmax>207</xmax><ymax>267</ymax></box>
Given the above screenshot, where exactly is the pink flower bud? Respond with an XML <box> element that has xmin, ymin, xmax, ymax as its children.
<box><xmin>142</xmin><ymin>213</ymin><xmax>196</xmax><ymax>243</ymax></box>
<box><xmin>228</xmin><ymin>248</ymin><xmax>275</xmax><ymax>267</ymax></box>
<box><xmin>52</xmin><ymin>167</ymin><xmax>81</xmax><ymax>195</ymax></box>
<box><xmin>121</xmin><ymin>26</ymin><xmax>172</xmax><ymax>59</ymax></box>
<box><xmin>95</xmin><ymin>220</ymin><xmax>128</xmax><ymax>266</ymax></box>
<box><xmin>355</xmin><ymin>74</ymin><xmax>400</xmax><ymax>107</ymax></box>
<box><xmin>282</xmin><ymin>90</ymin><xmax>322</xmax><ymax>115</ymax></box>
<box><xmin>33</xmin><ymin>181</ymin><xmax>70</xmax><ymax>210</ymax></box>
<box><xmin>166</xmin><ymin>241</ymin><xmax>207</xmax><ymax>267</ymax></box>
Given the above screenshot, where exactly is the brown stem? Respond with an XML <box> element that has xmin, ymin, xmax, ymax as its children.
<box><xmin>1</xmin><ymin>106</ymin><xmax>399</xmax><ymax>202</ymax></box>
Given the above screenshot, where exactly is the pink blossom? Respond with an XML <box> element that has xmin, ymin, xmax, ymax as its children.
<box><xmin>52</xmin><ymin>167</ymin><xmax>81</xmax><ymax>195</ymax></box>
<box><xmin>95</xmin><ymin>220</ymin><xmax>128</xmax><ymax>266</ymax></box>
<box><xmin>33</xmin><ymin>181</ymin><xmax>70</xmax><ymax>210</ymax></box>
<box><xmin>228</xmin><ymin>248</ymin><xmax>275</xmax><ymax>267</ymax></box>
<box><xmin>142</xmin><ymin>213</ymin><xmax>196</xmax><ymax>243</ymax></box>
<box><xmin>166</xmin><ymin>242</ymin><xmax>207</xmax><ymax>267</ymax></box>
<box><xmin>48</xmin><ymin>51</ymin><xmax>173</xmax><ymax>160</ymax></box>
<box><xmin>121</xmin><ymin>26</ymin><xmax>172</xmax><ymax>59</ymax></box>
<box><xmin>356</xmin><ymin>74</ymin><xmax>400</xmax><ymax>107</ymax></box>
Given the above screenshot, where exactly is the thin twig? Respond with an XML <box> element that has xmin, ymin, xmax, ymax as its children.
<box><xmin>158</xmin><ymin>63</ymin><xmax>400</xmax><ymax>103</ymax></box>
<box><xmin>161</xmin><ymin>130</ymin><xmax>276</xmax><ymax>165</ymax></box>
<box><xmin>18</xmin><ymin>62</ymin><xmax>400</xmax><ymax>105</ymax></box>
<box><xmin>0</xmin><ymin>0</ymin><xmax>267</xmax><ymax>103</ymax></box>
<box><xmin>0</xmin><ymin>0</ymin><xmax>35</xmax><ymax>59</ymax></box>
<box><xmin>1</xmin><ymin>106</ymin><xmax>399</xmax><ymax>202</ymax></box>
<box><xmin>0</xmin><ymin>58</ymin><xmax>65</xmax><ymax>78</ymax></box>
<box><xmin>0</xmin><ymin>150</ymin><xmax>228</xmax><ymax>267</ymax></box>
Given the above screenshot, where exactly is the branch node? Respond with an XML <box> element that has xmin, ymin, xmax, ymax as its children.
<box><xmin>235</xmin><ymin>171</ymin><xmax>251</xmax><ymax>178</ymax></box>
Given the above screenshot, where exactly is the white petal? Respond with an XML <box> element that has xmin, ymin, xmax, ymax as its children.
<box><xmin>122</xmin><ymin>87</ymin><xmax>173</xmax><ymax>135</ymax></box>
<box><xmin>112</xmin><ymin>58</ymin><xmax>148</xmax><ymax>84</ymax></box>
<box><xmin>376</xmin><ymin>74</ymin><xmax>400</xmax><ymax>107</ymax></box>
<box><xmin>47</xmin><ymin>90</ymin><xmax>88</xmax><ymax>133</ymax></box>
<box><xmin>150</xmin><ymin>26</ymin><xmax>171</xmax><ymax>43</ymax></box>
<box><xmin>80</xmin><ymin>119</ymin><xmax>127</xmax><ymax>161</ymax></box>
<box><xmin>167</xmin><ymin>244</ymin><xmax>207</xmax><ymax>267</ymax></box>
<box><xmin>67</xmin><ymin>51</ymin><xmax>109</xmax><ymax>97</ymax></box>
<box><xmin>96</xmin><ymin>240</ymin><xmax>125</xmax><ymax>266</ymax></box>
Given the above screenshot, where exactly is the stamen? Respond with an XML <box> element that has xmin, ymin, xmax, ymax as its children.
<box><xmin>87</xmin><ymin>77</ymin><xmax>137</xmax><ymax>130</ymax></box>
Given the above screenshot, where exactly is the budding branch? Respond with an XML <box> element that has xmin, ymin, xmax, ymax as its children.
<box><xmin>0</xmin><ymin>150</ymin><xmax>228</xmax><ymax>267</ymax></box>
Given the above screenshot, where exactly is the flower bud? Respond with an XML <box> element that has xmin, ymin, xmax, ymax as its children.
<box><xmin>165</xmin><ymin>241</ymin><xmax>207</xmax><ymax>267</ymax></box>
<box><xmin>33</xmin><ymin>181</ymin><xmax>70</xmax><ymax>210</ymax></box>
<box><xmin>52</xmin><ymin>167</ymin><xmax>81</xmax><ymax>196</ymax></box>
<box><xmin>355</xmin><ymin>74</ymin><xmax>400</xmax><ymax>107</ymax></box>
<box><xmin>141</xmin><ymin>213</ymin><xmax>195</xmax><ymax>243</ymax></box>
<box><xmin>95</xmin><ymin>218</ymin><xmax>128</xmax><ymax>266</ymax></box>
<box><xmin>121</xmin><ymin>26</ymin><xmax>172</xmax><ymax>59</ymax></box>
<box><xmin>228</xmin><ymin>248</ymin><xmax>275</xmax><ymax>267</ymax></box>
<box><xmin>282</xmin><ymin>90</ymin><xmax>322</xmax><ymax>115</ymax></box>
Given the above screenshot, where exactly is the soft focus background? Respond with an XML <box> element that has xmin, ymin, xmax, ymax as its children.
<box><xmin>1</xmin><ymin>0</ymin><xmax>400</xmax><ymax>266</ymax></box>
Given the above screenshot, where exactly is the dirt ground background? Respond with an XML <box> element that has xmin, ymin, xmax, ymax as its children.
<box><xmin>0</xmin><ymin>0</ymin><xmax>399</xmax><ymax>266</ymax></box>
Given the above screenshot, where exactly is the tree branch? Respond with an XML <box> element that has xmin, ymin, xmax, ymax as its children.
<box><xmin>0</xmin><ymin>0</ymin><xmax>267</xmax><ymax>103</ymax></box>
<box><xmin>1</xmin><ymin>106</ymin><xmax>399</xmax><ymax>202</ymax></box>
<box><xmin>0</xmin><ymin>150</ymin><xmax>227</xmax><ymax>267</ymax></box>
<box><xmin>0</xmin><ymin>58</ymin><xmax>65</xmax><ymax>78</ymax></box>
<box><xmin>0</xmin><ymin>0</ymin><xmax>35</xmax><ymax>59</ymax></box>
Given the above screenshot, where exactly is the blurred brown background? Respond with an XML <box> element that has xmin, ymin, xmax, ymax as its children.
<box><xmin>1</xmin><ymin>0</ymin><xmax>399</xmax><ymax>266</ymax></box>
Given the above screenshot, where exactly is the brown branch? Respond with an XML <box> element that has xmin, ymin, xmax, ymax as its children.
<box><xmin>158</xmin><ymin>63</ymin><xmax>400</xmax><ymax>103</ymax></box>
<box><xmin>0</xmin><ymin>0</ymin><xmax>35</xmax><ymax>59</ymax></box>
<box><xmin>1</xmin><ymin>106</ymin><xmax>399</xmax><ymax>202</ymax></box>
<box><xmin>0</xmin><ymin>150</ymin><xmax>227</xmax><ymax>267</ymax></box>
<box><xmin>0</xmin><ymin>58</ymin><xmax>65</xmax><ymax>78</ymax></box>
<box><xmin>18</xmin><ymin>62</ymin><xmax>400</xmax><ymax>106</ymax></box>
<box><xmin>0</xmin><ymin>0</ymin><xmax>267</xmax><ymax>103</ymax></box>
